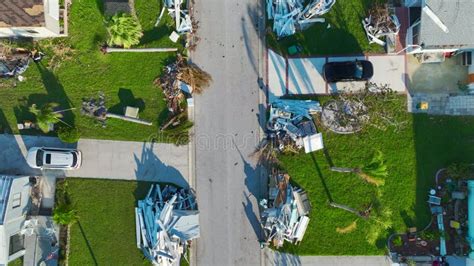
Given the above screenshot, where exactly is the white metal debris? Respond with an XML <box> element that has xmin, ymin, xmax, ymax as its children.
<box><xmin>266</xmin><ymin>99</ymin><xmax>323</xmax><ymax>152</ymax></box>
<box><xmin>162</xmin><ymin>0</ymin><xmax>193</xmax><ymax>34</ymax></box>
<box><xmin>261</xmin><ymin>173</ymin><xmax>311</xmax><ymax>248</ymax></box>
<box><xmin>267</xmin><ymin>0</ymin><xmax>336</xmax><ymax>38</ymax></box>
<box><xmin>135</xmin><ymin>184</ymin><xmax>199</xmax><ymax>266</ymax></box>
<box><xmin>362</xmin><ymin>5</ymin><xmax>400</xmax><ymax>46</ymax></box>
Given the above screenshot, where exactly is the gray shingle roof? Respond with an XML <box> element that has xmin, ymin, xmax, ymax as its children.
<box><xmin>0</xmin><ymin>0</ymin><xmax>44</xmax><ymax>27</ymax></box>
<box><xmin>420</xmin><ymin>0</ymin><xmax>474</xmax><ymax>49</ymax></box>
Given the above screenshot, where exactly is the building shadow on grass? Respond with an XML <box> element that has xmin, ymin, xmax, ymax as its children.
<box><xmin>108</xmin><ymin>88</ymin><xmax>145</xmax><ymax>115</ymax></box>
<box><xmin>133</xmin><ymin>141</ymin><xmax>189</xmax><ymax>188</ymax></box>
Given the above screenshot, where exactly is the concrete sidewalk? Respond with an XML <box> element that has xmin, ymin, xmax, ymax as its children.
<box><xmin>264</xmin><ymin>249</ymin><xmax>391</xmax><ymax>266</ymax></box>
<box><xmin>0</xmin><ymin>135</ymin><xmax>189</xmax><ymax>188</ymax></box>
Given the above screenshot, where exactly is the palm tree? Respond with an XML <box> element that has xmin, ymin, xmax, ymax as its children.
<box><xmin>330</xmin><ymin>150</ymin><xmax>388</xmax><ymax>186</ymax></box>
<box><xmin>106</xmin><ymin>13</ymin><xmax>143</xmax><ymax>49</ymax></box>
<box><xmin>29</xmin><ymin>103</ymin><xmax>64</xmax><ymax>133</ymax></box>
<box><xmin>53</xmin><ymin>204</ymin><xmax>78</xmax><ymax>226</ymax></box>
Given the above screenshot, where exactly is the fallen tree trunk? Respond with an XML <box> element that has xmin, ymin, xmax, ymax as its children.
<box><xmin>105</xmin><ymin>47</ymin><xmax>178</xmax><ymax>53</ymax></box>
<box><xmin>106</xmin><ymin>113</ymin><xmax>153</xmax><ymax>126</ymax></box>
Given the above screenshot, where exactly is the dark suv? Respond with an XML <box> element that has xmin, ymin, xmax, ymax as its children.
<box><xmin>323</xmin><ymin>60</ymin><xmax>374</xmax><ymax>83</ymax></box>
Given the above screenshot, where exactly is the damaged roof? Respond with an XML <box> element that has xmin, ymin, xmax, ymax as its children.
<box><xmin>0</xmin><ymin>0</ymin><xmax>45</xmax><ymax>27</ymax></box>
<box><xmin>420</xmin><ymin>0</ymin><xmax>474</xmax><ymax>49</ymax></box>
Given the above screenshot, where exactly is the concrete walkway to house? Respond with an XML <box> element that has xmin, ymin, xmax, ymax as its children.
<box><xmin>0</xmin><ymin>135</ymin><xmax>189</xmax><ymax>188</ymax></box>
<box><xmin>263</xmin><ymin>249</ymin><xmax>391</xmax><ymax>266</ymax></box>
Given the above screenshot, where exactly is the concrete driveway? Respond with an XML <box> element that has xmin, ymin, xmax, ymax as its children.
<box><xmin>268</xmin><ymin>51</ymin><xmax>407</xmax><ymax>100</ymax></box>
<box><xmin>0</xmin><ymin>135</ymin><xmax>189</xmax><ymax>188</ymax></box>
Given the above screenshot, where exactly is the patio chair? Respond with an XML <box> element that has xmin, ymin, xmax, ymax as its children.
<box><xmin>407</xmin><ymin>227</ymin><xmax>417</xmax><ymax>242</ymax></box>
<box><xmin>428</xmin><ymin>195</ymin><xmax>441</xmax><ymax>205</ymax></box>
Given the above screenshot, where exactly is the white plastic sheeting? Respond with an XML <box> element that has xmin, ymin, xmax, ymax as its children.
<box><xmin>267</xmin><ymin>0</ymin><xmax>336</xmax><ymax>38</ymax></box>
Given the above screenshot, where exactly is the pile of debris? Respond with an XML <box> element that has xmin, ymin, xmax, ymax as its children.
<box><xmin>157</xmin><ymin>55</ymin><xmax>189</xmax><ymax>116</ymax></box>
<box><xmin>267</xmin><ymin>0</ymin><xmax>336</xmax><ymax>38</ymax></box>
<box><xmin>81</xmin><ymin>92</ymin><xmax>107</xmax><ymax>126</ymax></box>
<box><xmin>0</xmin><ymin>48</ymin><xmax>30</xmax><ymax>78</ymax></box>
<box><xmin>135</xmin><ymin>184</ymin><xmax>199</xmax><ymax>266</ymax></box>
<box><xmin>260</xmin><ymin>172</ymin><xmax>311</xmax><ymax>248</ymax></box>
<box><xmin>362</xmin><ymin>4</ymin><xmax>400</xmax><ymax>48</ymax></box>
<box><xmin>155</xmin><ymin>54</ymin><xmax>211</xmax><ymax>129</ymax></box>
<box><xmin>266</xmin><ymin>99</ymin><xmax>323</xmax><ymax>153</ymax></box>
<box><xmin>321</xmin><ymin>99</ymin><xmax>368</xmax><ymax>134</ymax></box>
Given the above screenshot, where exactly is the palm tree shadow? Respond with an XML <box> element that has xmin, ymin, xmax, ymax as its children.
<box><xmin>35</xmin><ymin>63</ymin><xmax>75</xmax><ymax>126</ymax></box>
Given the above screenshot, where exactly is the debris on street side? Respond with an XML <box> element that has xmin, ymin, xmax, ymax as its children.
<box><xmin>155</xmin><ymin>54</ymin><xmax>211</xmax><ymax>130</ymax></box>
<box><xmin>162</xmin><ymin>0</ymin><xmax>193</xmax><ymax>34</ymax></box>
<box><xmin>362</xmin><ymin>4</ymin><xmax>400</xmax><ymax>47</ymax></box>
<box><xmin>136</xmin><ymin>184</ymin><xmax>199</xmax><ymax>266</ymax></box>
<box><xmin>267</xmin><ymin>0</ymin><xmax>336</xmax><ymax>38</ymax></box>
<box><xmin>260</xmin><ymin>172</ymin><xmax>311</xmax><ymax>248</ymax></box>
<box><xmin>266</xmin><ymin>99</ymin><xmax>324</xmax><ymax>153</ymax></box>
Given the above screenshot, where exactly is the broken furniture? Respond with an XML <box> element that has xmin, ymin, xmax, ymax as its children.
<box><xmin>407</xmin><ymin>227</ymin><xmax>417</xmax><ymax>242</ymax></box>
<box><xmin>135</xmin><ymin>184</ymin><xmax>199</xmax><ymax>266</ymax></box>
<box><xmin>260</xmin><ymin>172</ymin><xmax>311</xmax><ymax>248</ymax></box>
<box><xmin>428</xmin><ymin>195</ymin><xmax>442</xmax><ymax>206</ymax></box>
<box><xmin>267</xmin><ymin>0</ymin><xmax>335</xmax><ymax>38</ymax></box>
<box><xmin>267</xmin><ymin>99</ymin><xmax>323</xmax><ymax>153</ymax></box>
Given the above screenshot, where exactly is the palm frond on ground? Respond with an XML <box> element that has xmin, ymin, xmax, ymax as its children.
<box><xmin>330</xmin><ymin>150</ymin><xmax>388</xmax><ymax>186</ymax></box>
<box><xmin>178</xmin><ymin>63</ymin><xmax>212</xmax><ymax>94</ymax></box>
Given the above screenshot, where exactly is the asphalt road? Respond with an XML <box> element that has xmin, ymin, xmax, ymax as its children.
<box><xmin>191</xmin><ymin>0</ymin><xmax>265</xmax><ymax>265</ymax></box>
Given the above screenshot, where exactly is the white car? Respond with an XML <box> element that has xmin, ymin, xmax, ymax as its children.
<box><xmin>26</xmin><ymin>147</ymin><xmax>82</xmax><ymax>170</ymax></box>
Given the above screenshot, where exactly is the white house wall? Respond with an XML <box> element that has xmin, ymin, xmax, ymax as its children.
<box><xmin>0</xmin><ymin>27</ymin><xmax>60</xmax><ymax>38</ymax></box>
<box><xmin>0</xmin><ymin>177</ymin><xmax>31</xmax><ymax>265</ymax></box>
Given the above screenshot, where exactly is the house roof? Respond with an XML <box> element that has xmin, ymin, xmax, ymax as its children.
<box><xmin>0</xmin><ymin>0</ymin><xmax>45</xmax><ymax>27</ymax></box>
<box><xmin>420</xmin><ymin>0</ymin><xmax>474</xmax><ymax>49</ymax></box>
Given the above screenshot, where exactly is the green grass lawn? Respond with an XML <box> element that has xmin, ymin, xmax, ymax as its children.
<box><xmin>0</xmin><ymin>0</ymin><xmax>188</xmax><ymax>143</ymax></box>
<box><xmin>277</xmin><ymin>96</ymin><xmax>474</xmax><ymax>255</ymax></box>
<box><xmin>61</xmin><ymin>178</ymin><xmax>152</xmax><ymax>265</ymax></box>
<box><xmin>267</xmin><ymin>0</ymin><xmax>386</xmax><ymax>56</ymax></box>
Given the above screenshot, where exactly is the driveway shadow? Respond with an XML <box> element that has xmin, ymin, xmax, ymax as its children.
<box><xmin>264</xmin><ymin>250</ymin><xmax>302</xmax><ymax>266</ymax></box>
<box><xmin>235</xmin><ymin>141</ymin><xmax>264</xmax><ymax>241</ymax></box>
<box><xmin>133</xmin><ymin>141</ymin><xmax>189</xmax><ymax>188</ymax></box>
<box><xmin>0</xmin><ymin>134</ymin><xmax>38</xmax><ymax>175</ymax></box>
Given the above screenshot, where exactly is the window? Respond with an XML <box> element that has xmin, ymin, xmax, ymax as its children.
<box><xmin>36</xmin><ymin>150</ymin><xmax>44</xmax><ymax>166</ymax></box>
<box><xmin>12</xmin><ymin>192</ymin><xmax>21</xmax><ymax>209</ymax></box>
<box><xmin>9</xmin><ymin>233</ymin><xmax>24</xmax><ymax>256</ymax></box>
<box><xmin>25</xmin><ymin>30</ymin><xmax>38</xmax><ymax>34</ymax></box>
<box><xmin>412</xmin><ymin>22</ymin><xmax>421</xmax><ymax>45</ymax></box>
